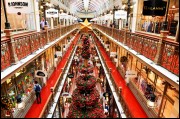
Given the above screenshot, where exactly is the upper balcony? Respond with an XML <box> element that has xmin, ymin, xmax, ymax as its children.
<box><xmin>1</xmin><ymin>24</ymin><xmax>80</xmax><ymax>72</ymax></box>
<box><xmin>92</xmin><ymin>24</ymin><xmax>179</xmax><ymax>77</ymax></box>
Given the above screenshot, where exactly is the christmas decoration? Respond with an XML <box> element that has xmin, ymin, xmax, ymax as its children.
<box><xmin>1</xmin><ymin>96</ymin><xmax>14</xmax><ymax>111</ymax></box>
<box><xmin>67</xmin><ymin>34</ymin><xmax>106</xmax><ymax>118</ymax></box>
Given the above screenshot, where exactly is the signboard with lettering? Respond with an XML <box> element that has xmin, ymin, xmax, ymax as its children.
<box><xmin>35</xmin><ymin>70</ymin><xmax>47</xmax><ymax>78</ymax></box>
<box><xmin>5</xmin><ymin>0</ymin><xmax>32</xmax><ymax>13</ymax></box>
<box><xmin>46</xmin><ymin>8</ymin><xmax>58</xmax><ymax>18</ymax></box>
<box><xmin>115</xmin><ymin>10</ymin><xmax>127</xmax><ymax>19</ymax></box>
<box><xmin>143</xmin><ymin>0</ymin><xmax>167</xmax><ymax>16</ymax></box>
<box><xmin>125</xmin><ymin>70</ymin><xmax>137</xmax><ymax>78</ymax></box>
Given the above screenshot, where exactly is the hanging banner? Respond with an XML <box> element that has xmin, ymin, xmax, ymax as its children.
<box><xmin>5</xmin><ymin>0</ymin><xmax>32</xmax><ymax>13</ymax></box>
<box><xmin>46</xmin><ymin>8</ymin><xmax>58</xmax><ymax>18</ymax></box>
<box><xmin>115</xmin><ymin>10</ymin><xmax>127</xmax><ymax>19</ymax></box>
<box><xmin>142</xmin><ymin>0</ymin><xmax>167</xmax><ymax>16</ymax></box>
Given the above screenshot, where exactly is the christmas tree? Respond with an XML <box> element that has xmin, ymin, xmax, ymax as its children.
<box><xmin>67</xmin><ymin>34</ymin><xmax>105</xmax><ymax>118</ymax></box>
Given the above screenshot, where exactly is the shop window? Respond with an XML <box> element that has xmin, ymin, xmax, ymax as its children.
<box><xmin>6</xmin><ymin>78</ymin><xmax>15</xmax><ymax>90</ymax></box>
<box><xmin>7</xmin><ymin>88</ymin><xmax>17</xmax><ymax>109</ymax></box>
<box><xmin>17</xmin><ymin>81</ymin><xmax>25</xmax><ymax>94</ymax></box>
<box><xmin>24</xmin><ymin>75</ymin><xmax>34</xmax><ymax>94</ymax></box>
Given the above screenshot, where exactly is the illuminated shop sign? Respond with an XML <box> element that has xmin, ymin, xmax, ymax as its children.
<box><xmin>142</xmin><ymin>0</ymin><xmax>167</xmax><ymax>16</ymax></box>
<box><xmin>46</xmin><ymin>8</ymin><xmax>58</xmax><ymax>18</ymax></box>
<box><xmin>5</xmin><ymin>0</ymin><xmax>32</xmax><ymax>13</ymax></box>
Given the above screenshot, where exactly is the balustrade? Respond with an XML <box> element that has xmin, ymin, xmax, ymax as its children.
<box><xmin>92</xmin><ymin>24</ymin><xmax>179</xmax><ymax>76</ymax></box>
<box><xmin>1</xmin><ymin>24</ymin><xmax>80</xmax><ymax>71</ymax></box>
<box><xmin>93</xmin><ymin>36</ymin><xmax>132</xmax><ymax>118</ymax></box>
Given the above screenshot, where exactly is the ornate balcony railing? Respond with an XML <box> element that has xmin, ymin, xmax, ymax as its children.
<box><xmin>92</xmin><ymin>24</ymin><xmax>179</xmax><ymax>76</ymax></box>
<box><xmin>1</xmin><ymin>24</ymin><xmax>80</xmax><ymax>71</ymax></box>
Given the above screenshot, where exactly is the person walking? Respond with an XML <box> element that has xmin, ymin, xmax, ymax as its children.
<box><xmin>34</xmin><ymin>81</ymin><xmax>42</xmax><ymax>104</ymax></box>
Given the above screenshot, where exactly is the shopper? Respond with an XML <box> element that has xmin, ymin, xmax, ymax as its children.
<box><xmin>40</xmin><ymin>17</ymin><xmax>48</xmax><ymax>30</ymax></box>
<box><xmin>34</xmin><ymin>81</ymin><xmax>42</xmax><ymax>104</ymax></box>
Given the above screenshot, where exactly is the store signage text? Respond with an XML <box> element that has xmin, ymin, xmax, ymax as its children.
<box><xmin>125</xmin><ymin>70</ymin><xmax>137</xmax><ymax>78</ymax></box>
<box><xmin>143</xmin><ymin>0</ymin><xmax>167</xmax><ymax>16</ymax></box>
<box><xmin>46</xmin><ymin>8</ymin><xmax>58</xmax><ymax>18</ymax></box>
<box><xmin>5</xmin><ymin>0</ymin><xmax>31</xmax><ymax>13</ymax></box>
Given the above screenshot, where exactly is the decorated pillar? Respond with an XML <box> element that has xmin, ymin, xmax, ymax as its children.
<box><xmin>154</xmin><ymin>31</ymin><xmax>168</xmax><ymax>64</ymax></box>
<box><xmin>44</xmin><ymin>25</ymin><xmax>49</xmax><ymax>43</ymax></box>
<box><xmin>123</xmin><ymin>27</ymin><xmax>129</xmax><ymax>45</ymax></box>
<box><xmin>41</xmin><ymin>54</ymin><xmax>47</xmax><ymax>85</ymax></box>
<box><xmin>51</xmin><ymin>17</ymin><xmax>54</xmax><ymax>29</ymax></box>
<box><xmin>4</xmin><ymin>29</ymin><xmax>19</xmax><ymax>64</ymax></box>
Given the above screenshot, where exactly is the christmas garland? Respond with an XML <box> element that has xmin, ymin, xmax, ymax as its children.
<box><xmin>79</xmin><ymin>64</ymin><xmax>94</xmax><ymax>74</ymax></box>
<box><xmin>67</xmin><ymin>101</ymin><xmax>106</xmax><ymax>118</ymax></box>
<box><xmin>76</xmin><ymin>75</ymin><xmax>96</xmax><ymax>90</ymax></box>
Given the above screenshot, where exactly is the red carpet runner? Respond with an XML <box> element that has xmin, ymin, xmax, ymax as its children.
<box><xmin>25</xmin><ymin>33</ymin><xmax>80</xmax><ymax>118</ymax></box>
<box><xmin>94</xmin><ymin>35</ymin><xmax>148</xmax><ymax>118</ymax></box>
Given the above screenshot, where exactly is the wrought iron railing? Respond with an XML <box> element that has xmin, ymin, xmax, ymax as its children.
<box><xmin>1</xmin><ymin>24</ymin><xmax>80</xmax><ymax>71</ymax></box>
<box><xmin>93</xmin><ymin>34</ymin><xmax>132</xmax><ymax>118</ymax></box>
<box><xmin>40</xmin><ymin>32</ymin><xmax>80</xmax><ymax>118</ymax></box>
<box><xmin>92</xmin><ymin>24</ymin><xmax>179</xmax><ymax>76</ymax></box>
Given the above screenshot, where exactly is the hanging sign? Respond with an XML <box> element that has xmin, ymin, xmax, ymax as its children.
<box><xmin>56</xmin><ymin>51</ymin><xmax>62</xmax><ymax>57</ymax></box>
<box><xmin>68</xmin><ymin>74</ymin><xmax>74</xmax><ymax>78</ymax></box>
<box><xmin>46</xmin><ymin>8</ymin><xmax>58</xmax><ymax>18</ymax></box>
<box><xmin>125</xmin><ymin>70</ymin><xmax>137</xmax><ymax>78</ymax></box>
<box><xmin>35</xmin><ymin>70</ymin><xmax>47</xmax><ymax>78</ymax></box>
<box><xmin>103</xmin><ymin>92</ymin><xmax>111</xmax><ymax>98</ymax></box>
<box><xmin>143</xmin><ymin>0</ymin><xmax>167</xmax><ymax>16</ymax></box>
<box><xmin>5</xmin><ymin>0</ymin><xmax>32</xmax><ymax>13</ymax></box>
<box><xmin>115</xmin><ymin>10</ymin><xmax>127</xmax><ymax>19</ymax></box>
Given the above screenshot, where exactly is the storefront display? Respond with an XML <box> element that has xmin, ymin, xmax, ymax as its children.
<box><xmin>1</xmin><ymin>60</ymin><xmax>38</xmax><ymax>117</ymax></box>
<box><xmin>136</xmin><ymin>0</ymin><xmax>179</xmax><ymax>37</ymax></box>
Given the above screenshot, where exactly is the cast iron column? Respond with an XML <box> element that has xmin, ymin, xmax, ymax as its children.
<box><xmin>126</xmin><ymin>0</ymin><xmax>131</xmax><ymax>27</ymax></box>
<box><xmin>2</xmin><ymin>0</ymin><xmax>11</xmax><ymax>29</ymax></box>
<box><xmin>162</xmin><ymin>0</ymin><xmax>170</xmax><ymax>30</ymax></box>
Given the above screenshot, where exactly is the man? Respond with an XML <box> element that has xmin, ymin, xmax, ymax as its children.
<box><xmin>34</xmin><ymin>81</ymin><xmax>42</xmax><ymax>104</ymax></box>
<box><xmin>40</xmin><ymin>17</ymin><xmax>48</xmax><ymax>30</ymax></box>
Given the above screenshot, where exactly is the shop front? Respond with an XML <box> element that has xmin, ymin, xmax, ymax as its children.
<box><xmin>1</xmin><ymin>0</ymin><xmax>36</xmax><ymax>33</ymax></box>
<box><xmin>124</xmin><ymin>55</ymin><xmax>179</xmax><ymax>118</ymax></box>
<box><xmin>45</xmin><ymin>47</ymin><xmax>55</xmax><ymax>79</ymax></box>
<box><xmin>135</xmin><ymin>0</ymin><xmax>179</xmax><ymax>38</ymax></box>
<box><xmin>1</xmin><ymin>61</ymin><xmax>38</xmax><ymax>118</ymax></box>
